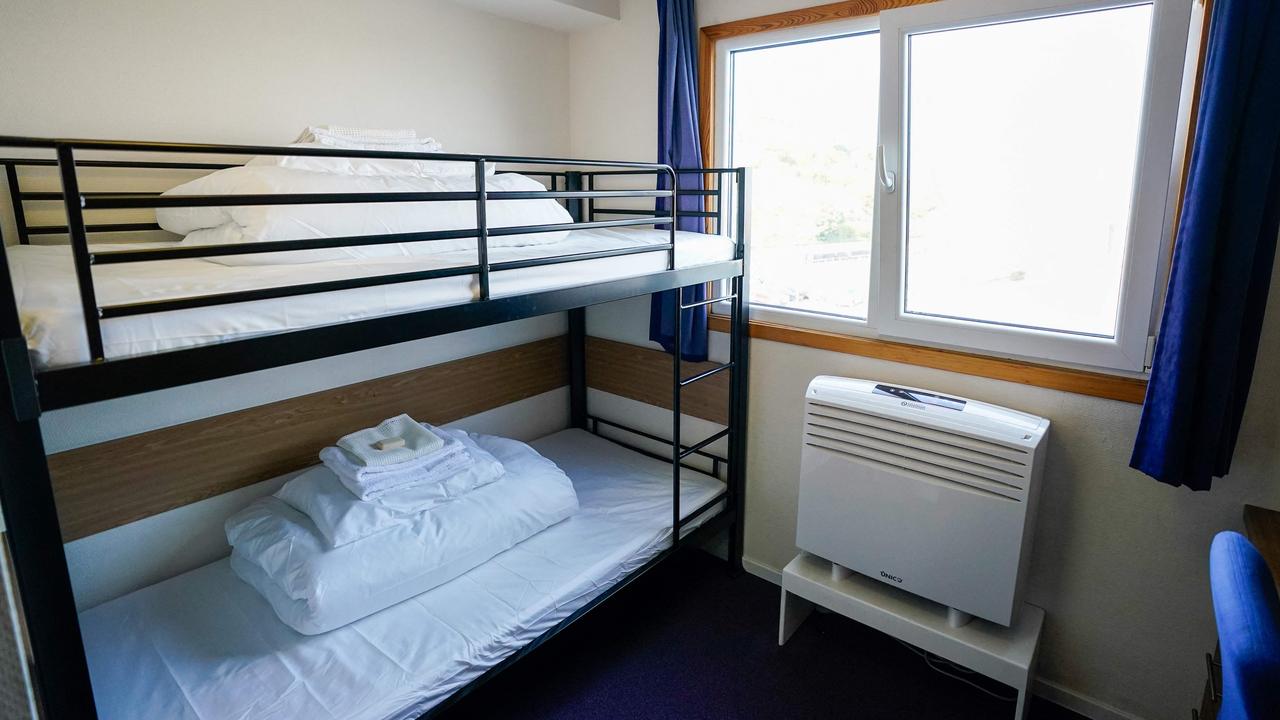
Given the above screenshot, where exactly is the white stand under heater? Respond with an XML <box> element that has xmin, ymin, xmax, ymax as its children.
<box><xmin>779</xmin><ymin>553</ymin><xmax>1044</xmax><ymax>720</ymax></box>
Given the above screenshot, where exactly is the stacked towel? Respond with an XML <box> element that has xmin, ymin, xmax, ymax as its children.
<box><xmin>279</xmin><ymin>429</ymin><xmax>506</xmax><ymax>546</ymax></box>
<box><xmin>336</xmin><ymin>414</ymin><xmax>443</xmax><ymax>467</ymax></box>
<box><xmin>321</xmin><ymin>424</ymin><xmax>472</xmax><ymax>501</ymax></box>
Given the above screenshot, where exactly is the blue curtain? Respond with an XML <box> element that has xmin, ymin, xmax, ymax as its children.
<box><xmin>1131</xmin><ymin>0</ymin><xmax>1280</xmax><ymax>491</ymax></box>
<box><xmin>650</xmin><ymin>0</ymin><xmax>709</xmax><ymax>362</ymax></box>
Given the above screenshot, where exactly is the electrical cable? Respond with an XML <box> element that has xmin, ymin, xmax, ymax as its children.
<box><xmin>896</xmin><ymin>640</ymin><xmax>1017</xmax><ymax>702</ymax></box>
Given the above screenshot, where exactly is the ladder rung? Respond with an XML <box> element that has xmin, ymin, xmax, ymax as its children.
<box><xmin>680</xmin><ymin>427</ymin><xmax>730</xmax><ymax>460</ymax></box>
<box><xmin>679</xmin><ymin>362</ymin><xmax>734</xmax><ymax>387</ymax></box>
<box><xmin>680</xmin><ymin>294</ymin><xmax>735</xmax><ymax>310</ymax></box>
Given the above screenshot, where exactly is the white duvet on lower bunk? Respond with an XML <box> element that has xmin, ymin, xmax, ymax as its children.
<box><xmin>8</xmin><ymin>228</ymin><xmax>733</xmax><ymax>369</ymax></box>
<box><xmin>78</xmin><ymin>429</ymin><xmax>727</xmax><ymax>720</ymax></box>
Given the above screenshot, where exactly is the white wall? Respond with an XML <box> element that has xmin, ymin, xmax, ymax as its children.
<box><xmin>0</xmin><ymin>0</ymin><xmax>572</xmax><ymax>244</ymax></box>
<box><xmin>569</xmin><ymin>2</ymin><xmax>1280</xmax><ymax>719</ymax></box>
<box><xmin>568</xmin><ymin>0</ymin><xmax>657</xmax><ymax>162</ymax></box>
<box><xmin>0</xmin><ymin>0</ymin><xmax>578</xmax><ymax>604</ymax></box>
<box><xmin>0</xmin><ymin>0</ymin><xmax>569</xmax><ymax>152</ymax></box>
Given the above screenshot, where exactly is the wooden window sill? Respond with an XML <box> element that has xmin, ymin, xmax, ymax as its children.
<box><xmin>708</xmin><ymin>313</ymin><xmax>1147</xmax><ymax>404</ymax></box>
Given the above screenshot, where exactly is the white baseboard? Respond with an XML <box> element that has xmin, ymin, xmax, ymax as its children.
<box><xmin>742</xmin><ymin>555</ymin><xmax>782</xmax><ymax>585</ymax></box>
<box><xmin>740</xmin><ymin>556</ymin><xmax>1148</xmax><ymax>720</ymax></box>
<box><xmin>1032</xmin><ymin>678</ymin><xmax>1149</xmax><ymax>720</ymax></box>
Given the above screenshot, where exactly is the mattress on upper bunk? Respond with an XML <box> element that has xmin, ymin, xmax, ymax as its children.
<box><xmin>7</xmin><ymin>227</ymin><xmax>733</xmax><ymax>369</ymax></box>
<box><xmin>77</xmin><ymin>429</ymin><xmax>727</xmax><ymax>720</ymax></box>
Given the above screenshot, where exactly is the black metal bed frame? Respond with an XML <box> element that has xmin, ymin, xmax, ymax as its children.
<box><xmin>0</xmin><ymin>136</ymin><xmax>749</xmax><ymax>720</ymax></box>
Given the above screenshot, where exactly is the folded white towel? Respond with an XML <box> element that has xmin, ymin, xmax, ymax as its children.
<box><xmin>336</xmin><ymin>414</ymin><xmax>443</xmax><ymax>467</ymax></box>
<box><xmin>321</xmin><ymin>428</ymin><xmax>473</xmax><ymax>501</ymax></box>
<box><xmin>277</xmin><ymin>429</ymin><xmax>506</xmax><ymax>546</ymax></box>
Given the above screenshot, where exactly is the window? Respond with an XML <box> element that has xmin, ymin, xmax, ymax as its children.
<box><xmin>727</xmin><ymin>26</ymin><xmax>880</xmax><ymax>321</ymax></box>
<box><xmin>719</xmin><ymin>0</ymin><xmax>1192</xmax><ymax>371</ymax></box>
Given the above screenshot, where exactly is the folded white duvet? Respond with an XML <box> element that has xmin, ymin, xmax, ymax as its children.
<box><xmin>227</xmin><ymin>433</ymin><xmax>578</xmax><ymax>635</ymax></box>
<box><xmin>156</xmin><ymin>166</ymin><xmax>573</xmax><ymax>266</ymax></box>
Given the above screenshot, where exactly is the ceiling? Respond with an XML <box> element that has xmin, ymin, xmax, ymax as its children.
<box><xmin>449</xmin><ymin>0</ymin><xmax>622</xmax><ymax>32</ymax></box>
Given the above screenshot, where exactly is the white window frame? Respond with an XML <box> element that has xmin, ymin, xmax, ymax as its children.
<box><xmin>874</xmin><ymin>0</ymin><xmax>1192</xmax><ymax>371</ymax></box>
<box><xmin>716</xmin><ymin>0</ymin><xmax>1192</xmax><ymax>373</ymax></box>
<box><xmin>716</xmin><ymin>15</ymin><xmax>883</xmax><ymax>339</ymax></box>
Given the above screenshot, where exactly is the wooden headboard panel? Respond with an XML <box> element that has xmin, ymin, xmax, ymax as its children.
<box><xmin>47</xmin><ymin>335</ymin><xmax>730</xmax><ymax>542</ymax></box>
<box><xmin>49</xmin><ymin>337</ymin><xmax>568</xmax><ymax>541</ymax></box>
<box><xmin>586</xmin><ymin>337</ymin><xmax>730</xmax><ymax>425</ymax></box>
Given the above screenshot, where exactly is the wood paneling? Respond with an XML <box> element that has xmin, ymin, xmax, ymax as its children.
<box><xmin>48</xmin><ymin>337</ymin><xmax>568</xmax><ymax>541</ymax></box>
<box><xmin>710</xmin><ymin>314</ymin><xmax>1147</xmax><ymax>404</ymax></box>
<box><xmin>701</xmin><ymin>0</ymin><xmax>938</xmax><ymax>41</ymax></box>
<box><xmin>586</xmin><ymin>337</ymin><xmax>729</xmax><ymax>425</ymax></box>
<box><xmin>698</xmin><ymin>25</ymin><xmax>717</xmax><ymax>174</ymax></box>
<box><xmin>1167</xmin><ymin>0</ymin><xmax>1215</xmax><ymax>263</ymax></box>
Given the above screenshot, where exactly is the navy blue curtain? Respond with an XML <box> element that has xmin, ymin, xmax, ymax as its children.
<box><xmin>650</xmin><ymin>0</ymin><xmax>709</xmax><ymax>362</ymax></box>
<box><xmin>1131</xmin><ymin>0</ymin><xmax>1280</xmax><ymax>491</ymax></box>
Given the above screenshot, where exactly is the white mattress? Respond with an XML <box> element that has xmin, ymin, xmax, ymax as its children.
<box><xmin>78</xmin><ymin>429</ymin><xmax>726</xmax><ymax>720</ymax></box>
<box><xmin>7</xmin><ymin>228</ymin><xmax>733</xmax><ymax>369</ymax></box>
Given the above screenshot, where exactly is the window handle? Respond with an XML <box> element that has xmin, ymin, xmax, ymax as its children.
<box><xmin>877</xmin><ymin>145</ymin><xmax>896</xmax><ymax>194</ymax></box>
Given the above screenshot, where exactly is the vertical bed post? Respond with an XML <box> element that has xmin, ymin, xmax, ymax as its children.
<box><xmin>4</xmin><ymin>163</ymin><xmax>31</xmax><ymax>246</ymax></box>
<box><xmin>669</xmin><ymin>167</ymin><xmax>682</xmax><ymax>547</ymax></box>
<box><xmin>0</xmin><ymin>244</ymin><xmax>99</xmax><ymax>717</ymax></box>
<box><xmin>56</xmin><ymin>145</ymin><xmax>105</xmax><ymax>361</ymax></box>
<box><xmin>726</xmin><ymin>168</ymin><xmax>750</xmax><ymax>572</ymax></box>
<box><xmin>475</xmin><ymin>159</ymin><xmax>490</xmax><ymax>301</ymax></box>
<box><xmin>565</xmin><ymin>172</ymin><xmax>588</xmax><ymax>430</ymax></box>
<box><xmin>568</xmin><ymin>308</ymin><xmax>587</xmax><ymax>430</ymax></box>
<box><xmin>564</xmin><ymin>171</ymin><xmax>584</xmax><ymax>225</ymax></box>
<box><xmin>667</xmin><ymin>168</ymin><xmax>677</xmax><ymax>271</ymax></box>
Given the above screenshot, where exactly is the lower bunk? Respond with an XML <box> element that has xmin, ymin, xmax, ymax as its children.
<box><xmin>76</xmin><ymin>428</ymin><xmax>727</xmax><ymax>720</ymax></box>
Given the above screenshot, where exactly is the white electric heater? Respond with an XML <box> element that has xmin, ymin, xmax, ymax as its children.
<box><xmin>796</xmin><ymin>377</ymin><xmax>1049</xmax><ymax>627</ymax></box>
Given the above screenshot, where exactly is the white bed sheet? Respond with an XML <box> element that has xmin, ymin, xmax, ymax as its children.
<box><xmin>78</xmin><ymin>429</ymin><xmax>727</xmax><ymax>720</ymax></box>
<box><xmin>8</xmin><ymin>228</ymin><xmax>733</xmax><ymax>369</ymax></box>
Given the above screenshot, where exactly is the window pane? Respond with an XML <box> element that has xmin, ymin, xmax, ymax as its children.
<box><xmin>730</xmin><ymin>32</ymin><xmax>878</xmax><ymax>320</ymax></box>
<box><xmin>903</xmin><ymin>5</ymin><xmax>1153</xmax><ymax>337</ymax></box>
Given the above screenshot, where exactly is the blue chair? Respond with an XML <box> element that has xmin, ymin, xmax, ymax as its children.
<box><xmin>1210</xmin><ymin>531</ymin><xmax>1280</xmax><ymax>720</ymax></box>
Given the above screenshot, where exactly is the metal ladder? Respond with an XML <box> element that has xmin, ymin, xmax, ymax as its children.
<box><xmin>669</xmin><ymin>272</ymin><xmax>745</xmax><ymax>559</ymax></box>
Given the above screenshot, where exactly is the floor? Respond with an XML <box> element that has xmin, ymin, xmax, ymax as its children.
<box><xmin>443</xmin><ymin>550</ymin><xmax>1085</xmax><ymax>720</ymax></box>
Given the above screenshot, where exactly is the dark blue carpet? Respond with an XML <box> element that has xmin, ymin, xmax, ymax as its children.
<box><xmin>441</xmin><ymin>550</ymin><xmax>1085</xmax><ymax>720</ymax></box>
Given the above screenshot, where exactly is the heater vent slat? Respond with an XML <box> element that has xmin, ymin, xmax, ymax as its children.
<box><xmin>807</xmin><ymin>401</ymin><xmax>1030</xmax><ymax>462</ymax></box>
<box><xmin>804</xmin><ymin>413</ymin><xmax>1030</xmax><ymax>490</ymax></box>
<box><xmin>804</xmin><ymin>438</ymin><xmax>1020</xmax><ymax>503</ymax></box>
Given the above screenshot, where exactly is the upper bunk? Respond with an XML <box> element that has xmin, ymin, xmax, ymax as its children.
<box><xmin>0</xmin><ymin>135</ymin><xmax>746</xmax><ymax>411</ymax></box>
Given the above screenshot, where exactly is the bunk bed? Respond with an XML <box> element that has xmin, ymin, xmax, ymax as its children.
<box><xmin>0</xmin><ymin>135</ymin><xmax>749</xmax><ymax>719</ymax></box>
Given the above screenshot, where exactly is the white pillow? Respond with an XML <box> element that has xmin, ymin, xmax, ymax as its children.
<box><xmin>274</xmin><ymin>429</ymin><xmax>505</xmax><ymax>547</ymax></box>
<box><xmin>295</xmin><ymin>126</ymin><xmax>428</xmax><ymax>146</ymax></box>
<box><xmin>226</xmin><ymin>433</ymin><xmax>579</xmax><ymax>635</ymax></box>
<box><xmin>245</xmin><ymin>142</ymin><xmax>495</xmax><ymax>179</ymax></box>
<box><xmin>157</xmin><ymin>166</ymin><xmax>573</xmax><ymax>265</ymax></box>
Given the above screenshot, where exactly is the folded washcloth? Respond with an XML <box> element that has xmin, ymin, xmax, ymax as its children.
<box><xmin>336</xmin><ymin>414</ymin><xmax>444</xmax><ymax>467</ymax></box>
<box><xmin>321</xmin><ymin>427</ymin><xmax>473</xmax><ymax>501</ymax></box>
